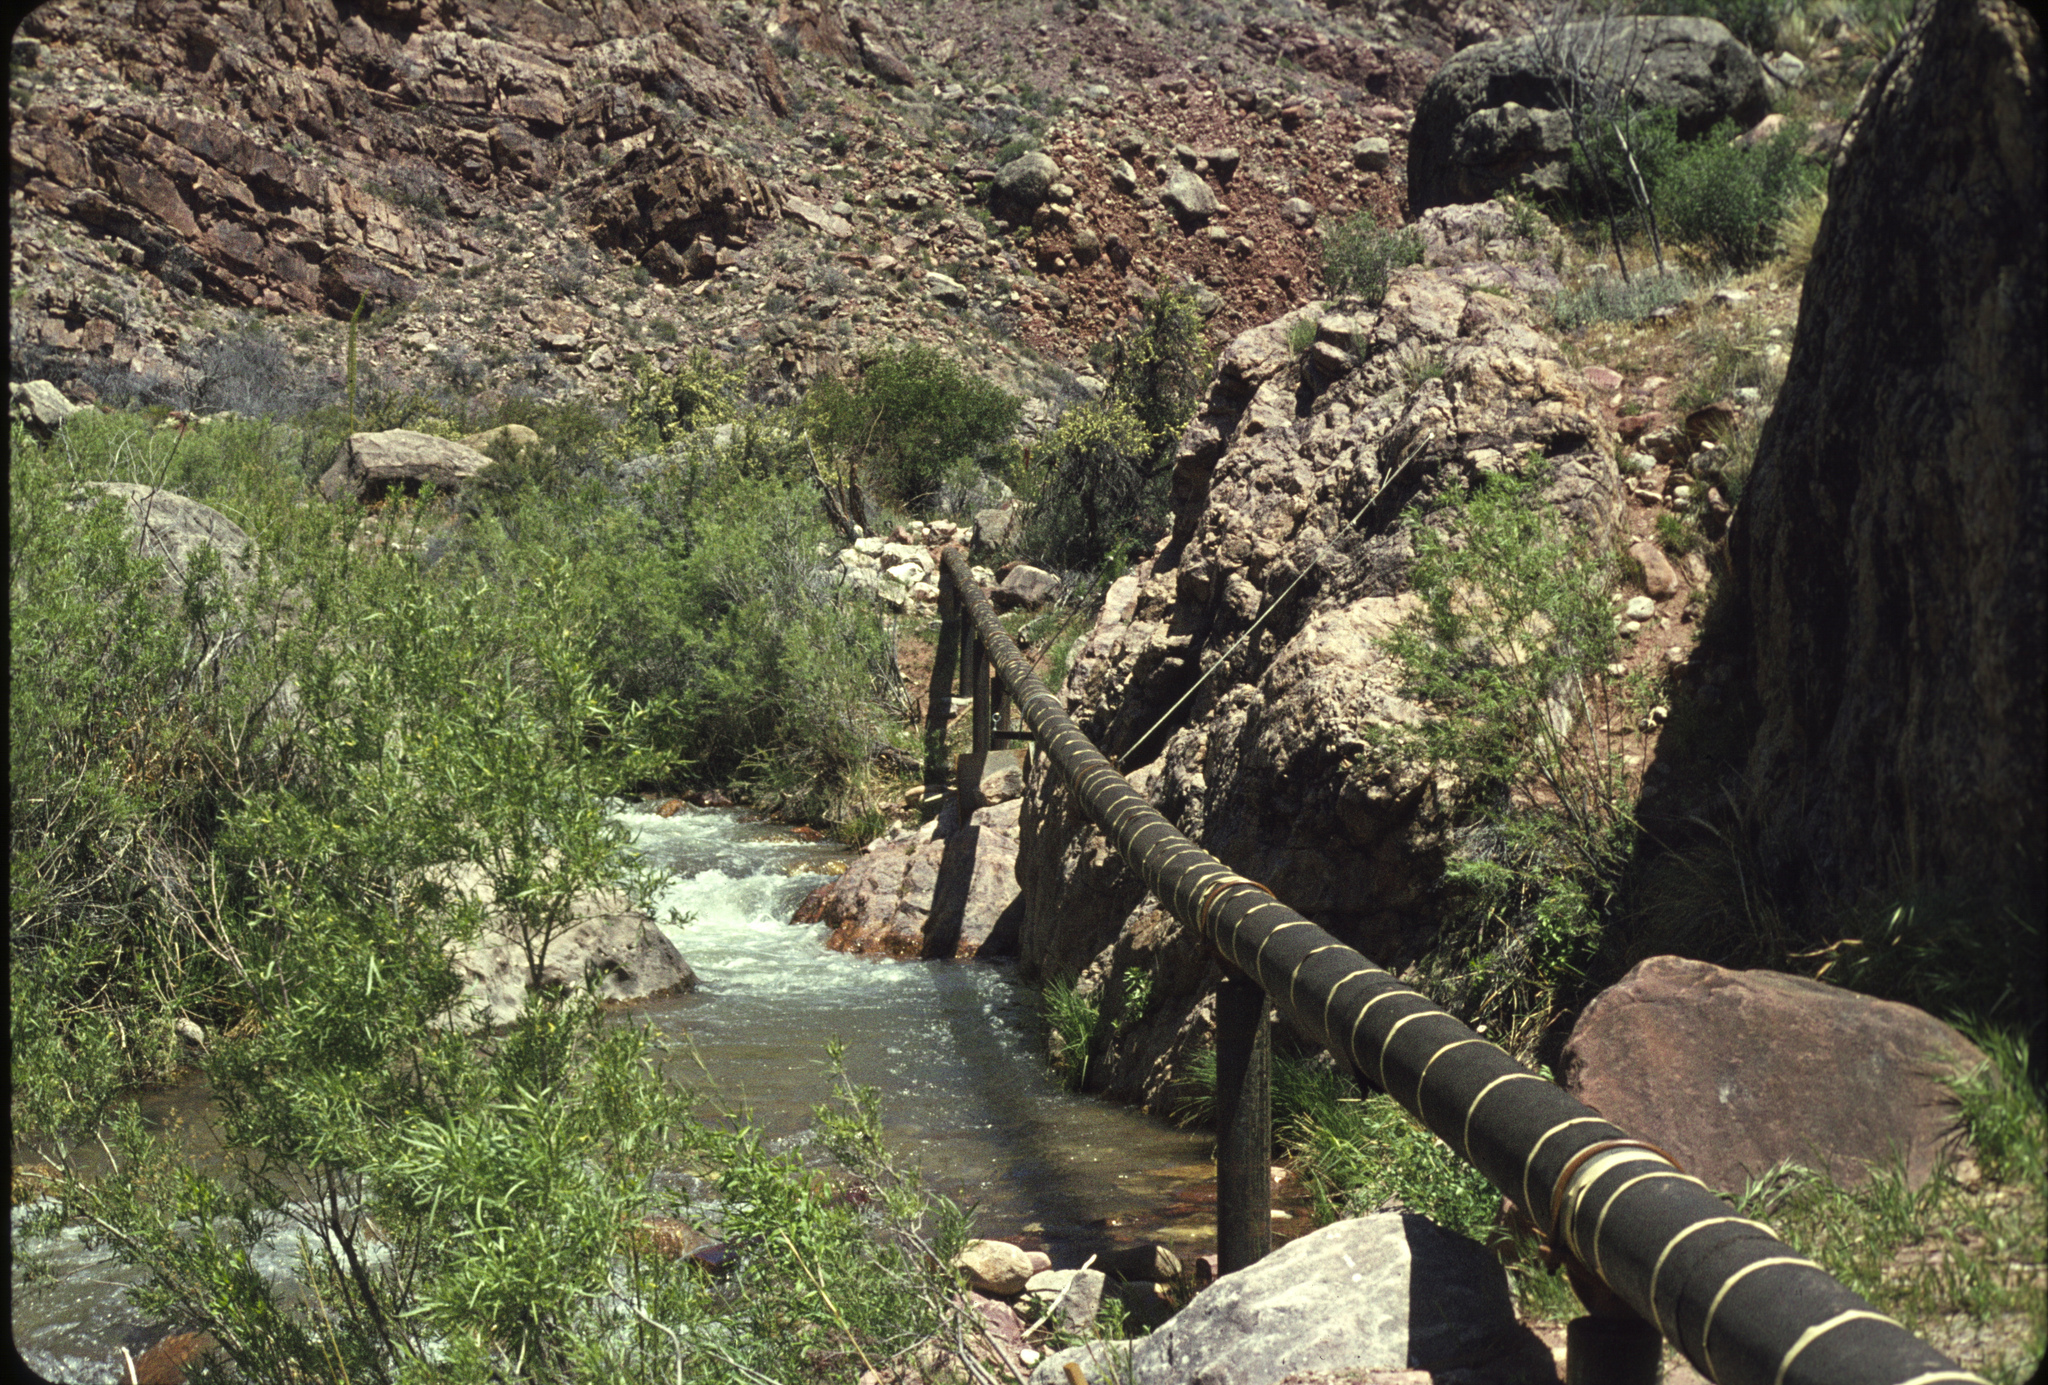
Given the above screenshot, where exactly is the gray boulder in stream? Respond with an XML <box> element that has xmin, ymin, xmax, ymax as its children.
<box><xmin>429</xmin><ymin>861</ymin><xmax>698</xmax><ymax>1027</ymax></box>
<box><xmin>1031</xmin><ymin>1214</ymin><xmax>1555</xmax><ymax>1385</ymax></box>
<box><xmin>799</xmin><ymin>774</ymin><xmax>1027</xmax><ymax>961</ymax></box>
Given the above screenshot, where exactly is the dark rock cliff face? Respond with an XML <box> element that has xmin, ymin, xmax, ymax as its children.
<box><xmin>1726</xmin><ymin>0</ymin><xmax>2044</xmax><ymax>941</ymax></box>
<box><xmin>1016</xmin><ymin>202</ymin><xmax>1622</xmax><ymax>1111</ymax></box>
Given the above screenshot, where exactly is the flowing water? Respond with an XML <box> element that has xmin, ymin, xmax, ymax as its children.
<box><xmin>13</xmin><ymin>802</ymin><xmax>1234</xmax><ymax>1382</ymax></box>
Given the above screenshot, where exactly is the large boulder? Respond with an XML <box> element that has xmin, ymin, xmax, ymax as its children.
<box><xmin>993</xmin><ymin>151</ymin><xmax>1061</xmax><ymax>211</ymax></box>
<box><xmin>1032</xmin><ymin>1215</ymin><xmax>1555</xmax><ymax>1385</ymax></box>
<box><xmin>1407</xmin><ymin>16</ymin><xmax>1767</xmax><ymax>215</ymax></box>
<box><xmin>799</xmin><ymin>789</ymin><xmax>1025</xmax><ymax>960</ymax></box>
<box><xmin>431</xmin><ymin>861</ymin><xmax>698</xmax><ymax>1029</ymax></box>
<box><xmin>318</xmin><ymin>429</ymin><xmax>494</xmax><ymax>502</ymax></box>
<box><xmin>65</xmin><ymin>482</ymin><xmax>260</xmax><ymax>597</ymax></box>
<box><xmin>1016</xmin><ymin>203</ymin><xmax>1620</xmax><ymax>1111</ymax></box>
<box><xmin>1563</xmin><ymin>957</ymin><xmax>1985</xmax><ymax>1195</ymax></box>
<box><xmin>1726</xmin><ymin>0</ymin><xmax>2045</xmax><ymax>955</ymax></box>
<box><xmin>11</xmin><ymin>380</ymin><xmax>85</xmax><ymax>436</ymax></box>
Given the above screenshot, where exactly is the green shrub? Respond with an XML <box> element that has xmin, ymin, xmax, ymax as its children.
<box><xmin>1549</xmin><ymin>269</ymin><xmax>1695</xmax><ymax>331</ymax></box>
<box><xmin>1657</xmin><ymin>119</ymin><xmax>1823</xmax><ymax>269</ymax></box>
<box><xmin>1637</xmin><ymin>0</ymin><xmax>1792</xmax><ymax>53</ymax></box>
<box><xmin>1321</xmin><ymin>215</ymin><xmax>1424</xmax><ymax>306</ymax></box>
<box><xmin>1091</xmin><ymin>285</ymin><xmax>1213</xmax><ymax>471</ymax></box>
<box><xmin>1285</xmin><ymin>317</ymin><xmax>1319</xmax><ymax>354</ymax></box>
<box><xmin>11</xmin><ymin>378</ymin><xmax>905</xmax><ymax>1129</ymax></box>
<box><xmin>616</xmin><ymin>348</ymin><xmax>748</xmax><ymax>455</ymax></box>
<box><xmin>16</xmin><ymin>394</ymin><xmax>979</xmax><ymax>1384</ymax></box>
<box><xmin>801</xmin><ymin>343</ymin><xmax>1022</xmax><ymax>513</ymax></box>
<box><xmin>1369</xmin><ymin>460</ymin><xmax>1632</xmax><ymax>1053</ymax></box>
<box><xmin>1022</xmin><ymin>286</ymin><xmax>1214</xmax><ymax>573</ymax></box>
<box><xmin>1019</xmin><ymin>398</ymin><xmax>1162</xmax><ymax>573</ymax></box>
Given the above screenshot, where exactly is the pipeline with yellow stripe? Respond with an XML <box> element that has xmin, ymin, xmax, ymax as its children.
<box><xmin>937</xmin><ymin>545</ymin><xmax>1985</xmax><ymax>1385</ymax></box>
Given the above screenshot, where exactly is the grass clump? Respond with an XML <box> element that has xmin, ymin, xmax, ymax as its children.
<box><xmin>1321</xmin><ymin>215</ymin><xmax>1425</xmax><ymax>306</ymax></box>
<box><xmin>1724</xmin><ymin>1027</ymin><xmax>2046</xmax><ymax>1383</ymax></box>
<box><xmin>1550</xmin><ymin>268</ymin><xmax>1694</xmax><ymax>331</ymax></box>
<box><xmin>1042</xmin><ymin>979</ymin><xmax>1101</xmax><ymax>1090</ymax></box>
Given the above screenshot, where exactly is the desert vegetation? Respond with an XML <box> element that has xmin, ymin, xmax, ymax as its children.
<box><xmin>10</xmin><ymin>0</ymin><xmax>2040</xmax><ymax>1376</ymax></box>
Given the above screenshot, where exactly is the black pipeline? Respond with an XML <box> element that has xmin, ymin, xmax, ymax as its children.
<box><xmin>936</xmin><ymin>547</ymin><xmax>1982</xmax><ymax>1385</ymax></box>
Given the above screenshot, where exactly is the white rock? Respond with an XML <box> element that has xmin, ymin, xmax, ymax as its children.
<box><xmin>951</xmin><ymin>1239</ymin><xmax>1033</xmax><ymax>1296</ymax></box>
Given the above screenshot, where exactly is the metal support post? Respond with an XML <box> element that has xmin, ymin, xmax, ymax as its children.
<box><xmin>1564</xmin><ymin>1315</ymin><xmax>1664</xmax><ymax>1385</ymax></box>
<box><xmin>1213</xmin><ymin>958</ymin><xmax>1272</xmax><ymax>1275</ymax></box>
<box><xmin>957</xmin><ymin>631</ymin><xmax>991</xmax><ymax>816</ymax></box>
<box><xmin>921</xmin><ymin>580</ymin><xmax>961</xmax><ymax>824</ymax></box>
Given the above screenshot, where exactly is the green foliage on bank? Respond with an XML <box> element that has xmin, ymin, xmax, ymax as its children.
<box><xmin>1021</xmin><ymin>286</ymin><xmax>1215</xmax><ymax>571</ymax></box>
<box><xmin>10</xmin><ymin>368</ymin><xmax>898</xmax><ymax>1112</ymax></box>
<box><xmin>10</xmin><ymin>371</ymin><xmax>976</xmax><ymax>1380</ymax></box>
<box><xmin>801</xmin><ymin>341</ymin><xmax>1023</xmax><ymax>514</ymax></box>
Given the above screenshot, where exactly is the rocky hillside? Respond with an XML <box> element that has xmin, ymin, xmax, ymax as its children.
<box><xmin>1015</xmin><ymin>199</ymin><xmax>1626</xmax><ymax>1108</ymax></box>
<box><xmin>11</xmin><ymin>0</ymin><xmax>1517</xmax><ymax>413</ymax></box>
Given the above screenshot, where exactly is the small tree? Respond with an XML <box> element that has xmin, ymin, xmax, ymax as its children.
<box><xmin>801</xmin><ymin>344</ymin><xmax>1021</xmax><ymax>515</ymax></box>
<box><xmin>1019</xmin><ymin>398</ymin><xmax>1157</xmax><ymax>571</ymax></box>
<box><xmin>1093</xmin><ymin>285</ymin><xmax>1213</xmax><ymax>471</ymax></box>
<box><xmin>1024</xmin><ymin>287</ymin><xmax>1216</xmax><ymax>571</ymax></box>
<box><xmin>1529</xmin><ymin>4</ymin><xmax>1672</xmax><ymax>280</ymax></box>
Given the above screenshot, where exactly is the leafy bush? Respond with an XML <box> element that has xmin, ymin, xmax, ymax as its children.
<box><xmin>1369</xmin><ymin>460</ymin><xmax>1632</xmax><ymax>1053</ymax></box>
<box><xmin>1019</xmin><ymin>398</ymin><xmax>1160</xmax><ymax>572</ymax></box>
<box><xmin>15</xmin><ymin>386</ymin><xmax>982</xmax><ymax>1384</ymax></box>
<box><xmin>1657</xmin><ymin>118</ymin><xmax>1823</xmax><ymax>269</ymax></box>
<box><xmin>801</xmin><ymin>343</ymin><xmax>1022</xmax><ymax>513</ymax></box>
<box><xmin>1637</xmin><ymin>0</ymin><xmax>1793</xmax><ymax>52</ymax></box>
<box><xmin>1321</xmin><ymin>215</ymin><xmax>1424</xmax><ymax>306</ymax></box>
<box><xmin>1022</xmin><ymin>286</ymin><xmax>1214</xmax><ymax>572</ymax></box>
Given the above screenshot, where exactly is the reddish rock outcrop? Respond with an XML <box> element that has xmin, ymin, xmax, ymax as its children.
<box><xmin>1562</xmin><ymin>956</ymin><xmax>1985</xmax><ymax>1195</ymax></box>
<box><xmin>9</xmin><ymin>0</ymin><xmax>794</xmax><ymax>322</ymax></box>
<box><xmin>576</xmin><ymin>131</ymin><xmax>781</xmax><ymax>282</ymax></box>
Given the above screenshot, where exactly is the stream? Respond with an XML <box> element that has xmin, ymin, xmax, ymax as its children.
<box><xmin>13</xmin><ymin>801</ymin><xmax>1241</xmax><ymax>1382</ymax></box>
